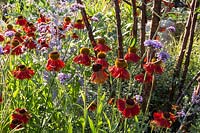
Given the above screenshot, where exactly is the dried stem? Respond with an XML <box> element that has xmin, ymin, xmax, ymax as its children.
<box><xmin>170</xmin><ymin>0</ymin><xmax>197</xmax><ymax>102</ymax></box>
<box><xmin>113</xmin><ymin>0</ymin><xmax>124</xmax><ymax>59</ymax></box>
<box><xmin>177</xmin><ymin>0</ymin><xmax>199</xmax><ymax>101</ymax></box>
<box><xmin>76</xmin><ymin>0</ymin><xmax>97</xmax><ymax>48</ymax></box>
<box><xmin>123</xmin><ymin>0</ymin><xmax>132</xmax><ymax>5</ymax></box>
<box><xmin>131</xmin><ymin>0</ymin><xmax>138</xmax><ymax>41</ymax></box>
<box><xmin>150</xmin><ymin>0</ymin><xmax>161</xmax><ymax>39</ymax></box>
<box><xmin>140</xmin><ymin>0</ymin><xmax>147</xmax><ymax>59</ymax></box>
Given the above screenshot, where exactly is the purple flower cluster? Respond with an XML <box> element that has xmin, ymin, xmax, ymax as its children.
<box><xmin>166</xmin><ymin>26</ymin><xmax>176</xmax><ymax>32</ymax></box>
<box><xmin>157</xmin><ymin>51</ymin><xmax>170</xmax><ymax>62</ymax></box>
<box><xmin>70</xmin><ymin>3</ymin><xmax>85</xmax><ymax>12</ymax></box>
<box><xmin>191</xmin><ymin>85</ymin><xmax>200</xmax><ymax>105</ymax></box>
<box><xmin>4</xmin><ymin>30</ymin><xmax>15</xmax><ymax>37</ymax></box>
<box><xmin>58</xmin><ymin>72</ymin><xmax>71</xmax><ymax>84</ymax></box>
<box><xmin>135</xmin><ymin>95</ymin><xmax>143</xmax><ymax>103</ymax></box>
<box><xmin>144</xmin><ymin>40</ymin><xmax>163</xmax><ymax>49</ymax></box>
<box><xmin>0</xmin><ymin>45</ymin><xmax>4</xmax><ymax>54</ymax></box>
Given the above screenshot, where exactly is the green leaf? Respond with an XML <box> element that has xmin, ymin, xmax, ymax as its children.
<box><xmin>103</xmin><ymin>112</ymin><xmax>111</xmax><ymax>131</ymax></box>
<box><xmin>88</xmin><ymin>116</ymin><xmax>95</xmax><ymax>133</ymax></box>
<box><xmin>13</xmin><ymin>88</ymin><xmax>19</xmax><ymax>98</ymax></box>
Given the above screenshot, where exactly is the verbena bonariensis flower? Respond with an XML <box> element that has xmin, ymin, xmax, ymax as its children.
<box><xmin>157</xmin><ymin>51</ymin><xmax>170</xmax><ymax>62</ymax></box>
<box><xmin>70</xmin><ymin>3</ymin><xmax>85</xmax><ymax>12</ymax></box>
<box><xmin>108</xmin><ymin>58</ymin><xmax>130</xmax><ymax>80</ymax></box>
<box><xmin>0</xmin><ymin>45</ymin><xmax>4</xmax><ymax>54</ymax></box>
<box><xmin>58</xmin><ymin>72</ymin><xmax>71</xmax><ymax>84</ymax></box>
<box><xmin>144</xmin><ymin>39</ymin><xmax>162</xmax><ymax>49</ymax></box>
<box><xmin>12</xmin><ymin>65</ymin><xmax>35</xmax><ymax>80</ymax></box>
<box><xmin>73</xmin><ymin>47</ymin><xmax>91</xmax><ymax>66</ymax></box>
<box><xmin>73</xmin><ymin>19</ymin><xmax>85</xmax><ymax>29</ymax></box>
<box><xmin>94</xmin><ymin>38</ymin><xmax>111</xmax><ymax>53</ymax></box>
<box><xmin>5</xmin><ymin>30</ymin><xmax>15</xmax><ymax>38</ymax></box>
<box><xmin>124</xmin><ymin>47</ymin><xmax>140</xmax><ymax>63</ymax></box>
<box><xmin>150</xmin><ymin>111</ymin><xmax>176</xmax><ymax>128</ymax></box>
<box><xmin>143</xmin><ymin>58</ymin><xmax>164</xmax><ymax>74</ymax></box>
<box><xmin>134</xmin><ymin>95</ymin><xmax>143</xmax><ymax>103</ymax></box>
<box><xmin>166</xmin><ymin>26</ymin><xmax>176</xmax><ymax>32</ymax></box>
<box><xmin>191</xmin><ymin>83</ymin><xmax>200</xmax><ymax>105</ymax></box>
<box><xmin>94</xmin><ymin>52</ymin><xmax>109</xmax><ymax>69</ymax></box>
<box><xmin>16</xmin><ymin>15</ymin><xmax>27</xmax><ymax>26</ymax></box>
<box><xmin>90</xmin><ymin>64</ymin><xmax>108</xmax><ymax>84</ymax></box>
<box><xmin>3</xmin><ymin>40</ymin><xmax>23</xmax><ymax>55</ymax></box>
<box><xmin>0</xmin><ymin>34</ymin><xmax>5</xmax><ymax>42</ymax></box>
<box><xmin>10</xmin><ymin>108</ymin><xmax>31</xmax><ymax>129</ymax></box>
<box><xmin>117</xmin><ymin>98</ymin><xmax>140</xmax><ymax>118</ymax></box>
<box><xmin>134</xmin><ymin>73</ymin><xmax>152</xmax><ymax>83</ymax></box>
<box><xmin>46</xmin><ymin>51</ymin><xmax>65</xmax><ymax>71</ymax></box>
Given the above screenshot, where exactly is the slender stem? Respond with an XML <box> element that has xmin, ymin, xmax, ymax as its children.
<box><xmin>113</xmin><ymin>0</ymin><xmax>124</xmax><ymax>59</ymax></box>
<box><xmin>124</xmin><ymin>118</ymin><xmax>127</xmax><ymax>133</ymax></box>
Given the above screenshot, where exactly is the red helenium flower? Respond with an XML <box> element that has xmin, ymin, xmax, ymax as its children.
<box><xmin>134</xmin><ymin>73</ymin><xmax>153</xmax><ymax>83</ymax></box>
<box><xmin>73</xmin><ymin>19</ymin><xmax>84</xmax><ymax>29</ymax></box>
<box><xmin>46</xmin><ymin>51</ymin><xmax>65</xmax><ymax>71</ymax></box>
<box><xmin>0</xmin><ymin>34</ymin><xmax>5</xmax><ymax>42</ymax></box>
<box><xmin>3</xmin><ymin>40</ymin><xmax>23</xmax><ymax>55</ymax></box>
<box><xmin>151</xmin><ymin>111</ymin><xmax>176</xmax><ymax>128</ymax></box>
<box><xmin>124</xmin><ymin>47</ymin><xmax>140</xmax><ymax>63</ymax></box>
<box><xmin>94</xmin><ymin>38</ymin><xmax>111</xmax><ymax>53</ymax></box>
<box><xmin>117</xmin><ymin>98</ymin><xmax>140</xmax><ymax>118</ymax></box>
<box><xmin>63</xmin><ymin>16</ymin><xmax>71</xmax><ymax>29</ymax></box>
<box><xmin>109</xmin><ymin>59</ymin><xmax>130</xmax><ymax>80</ymax></box>
<box><xmin>143</xmin><ymin>62</ymin><xmax>164</xmax><ymax>74</ymax></box>
<box><xmin>16</xmin><ymin>16</ymin><xmax>27</xmax><ymax>26</ymax></box>
<box><xmin>12</xmin><ymin>65</ymin><xmax>35</xmax><ymax>80</ymax></box>
<box><xmin>90</xmin><ymin>64</ymin><xmax>108</xmax><ymax>84</ymax></box>
<box><xmin>94</xmin><ymin>52</ymin><xmax>109</xmax><ymax>69</ymax></box>
<box><xmin>73</xmin><ymin>47</ymin><xmax>91</xmax><ymax>66</ymax></box>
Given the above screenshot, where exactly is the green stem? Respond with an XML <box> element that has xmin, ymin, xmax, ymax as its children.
<box><xmin>96</xmin><ymin>84</ymin><xmax>102</xmax><ymax>133</ymax></box>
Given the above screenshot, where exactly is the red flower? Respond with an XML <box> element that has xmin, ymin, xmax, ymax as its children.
<box><xmin>73</xmin><ymin>47</ymin><xmax>91</xmax><ymax>66</ymax></box>
<box><xmin>23</xmin><ymin>38</ymin><xmax>36</xmax><ymax>49</ymax></box>
<box><xmin>23</xmin><ymin>23</ymin><xmax>36</xmax><ymax>33</ymax></box>
<box><xmin>10</xmin><ymin>108</ymin><xmax>31</xmax><ymax>129</ymax></box>
<box><xmin>63</xmin><ymin>16</ymin><xmax>71</xmax><ymax>29</ymax></box>
<box><xmin>88</xmin><ymin>101</ymin><xmax>97</xmax><ymax>111</ymax></box>
<box><xmin>3</xmin><ymin>40</ymin><xmax>23</xmax><ymax>55</ymax></box>
<box><xmin>46</xmin><ymin>51</ymin><xmax>65</xmax><ymax>71</ymax></box>
<box><xmin>94</xmin><ymin>38</ymin><xmax>111</xmax><ymax>53</ymax></box>
<box><xmin>143</xmin><ymin>60</ymin><xmax>164</xmax><ymax>74</ymax></box>
<box><xmin>71</xmin><ymin>33</ymin><xmax>79</xmax><ymax>39</ymax></box>
<box><xmin>14</xmin><ymin>32</ymin><xmax>24</xmax><ymax>43</ymax></box>
<box><xmin>90</xmin><ymin>64</ymin><xmax>108</xmax><ymax>84</ymax></box>
<box><xmin>10</xmin><ymin>119</ymin><xmax>23</xmax><ymax>129</ymax></box>
<box><xmin>37</xmin><ymin>14</ymin><xmax>50</xmax><ymax>23</ymax></box>
<box><xmin>109</xmin><ymin>59</ymin><xmax>130</xmax><ymax>80</ymax></box>
<box><xmin>16</xmin><ymin>16</ymin><xmax>27</xmax><ymax>26</ymax></box>
<box><xmin>124</xmin><ymin>47</ymin><xmax>140</xmax><ymax>63</ymax></box>
<box><xmin>151</xmin><ymin>111</ymin><xmax>176</xmax><ymax>128</ymax></box>
<box><xmin>0</xmin><ymin>34</ymin><xmax>5</xmax><ymax>42</ymax></box>
<box><xmin>117</xmin><ymin>98</ymin><xmax>140</xmax><ymax>118</ymax></box>
<box><xmin>0</xmin><ymin>94</ymin><xmax>2</xmax><ymax>103</ymax></box>
<box><xmin>73</xmin><ymin>19</ymin><xmax>84</xmax><ymax>29</ymax></box>
<box><xmin>40</xmin><ymin>41</ymin><xmax>49</xmax><ymax>49</ymax></box>
<box><xmin>12</xmin><ymin>65</ymin><xmax>35</xmax><ymax>80</ymax></box>
<box><xmin>94</xmin><ymin>52</ymin><xmax>109</xmax><ymax>69</ymax></box>
<box><xmin>134</xmin><ymin>73</ymin><xmax>152</xmax><ymax>83</ymax></box>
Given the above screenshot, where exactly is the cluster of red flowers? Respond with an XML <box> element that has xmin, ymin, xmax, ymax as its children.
<box><xmin>10</xmin><ymin>108</ymin><xmax>31</xmax><ymax>129</ymax></box>
<box><xmin>151</xmin><ymin>111</ymin><xmax>176</xmax><ymax>128</ymax></box>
